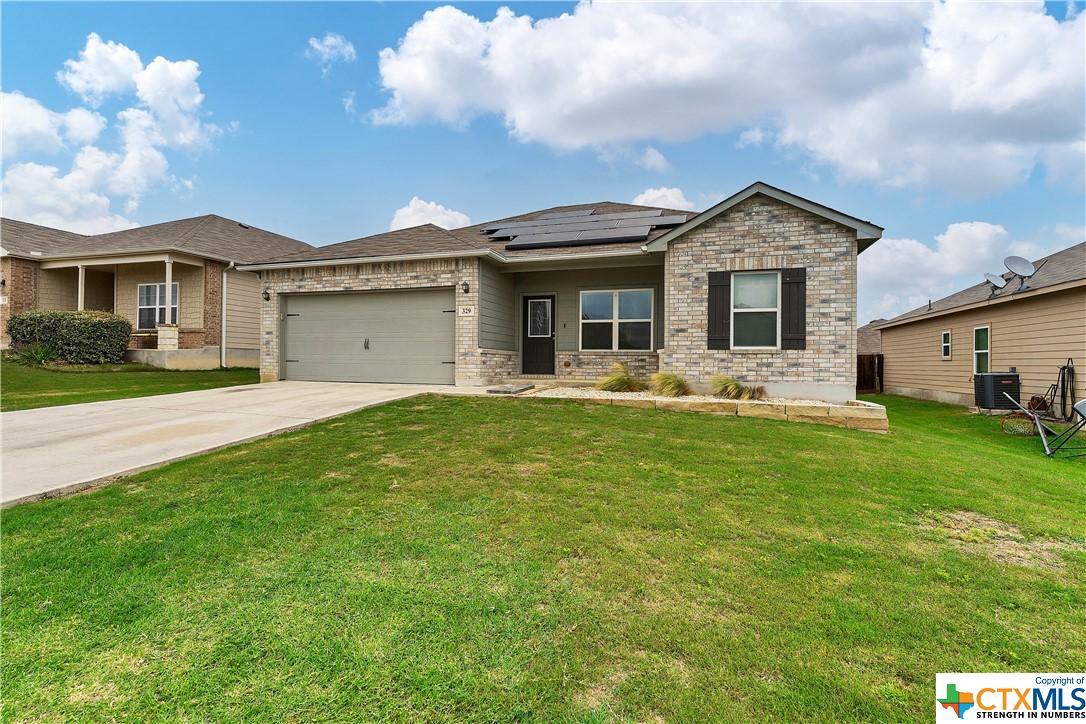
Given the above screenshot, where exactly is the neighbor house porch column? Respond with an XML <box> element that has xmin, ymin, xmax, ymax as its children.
<box><xmin>164</xmin><ymin>260</ymin><xmax>173</xmax><ymax>320</ymax></box>
<box><xmin>76</xmin><ymin>265</ymin><xmax>86</xmax><ymax>311</ymax></box>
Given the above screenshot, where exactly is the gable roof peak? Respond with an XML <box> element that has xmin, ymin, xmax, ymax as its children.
<box><xmin>643</xmin><ymin>181</ymin><xmax>884</xmax><ymax>254</ymax></box>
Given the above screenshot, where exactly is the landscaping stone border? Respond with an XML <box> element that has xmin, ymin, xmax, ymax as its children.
<box><xmin>528</xmin><ymin>394</ymin><xmax>889</xmax><ymax>433</ymax></box>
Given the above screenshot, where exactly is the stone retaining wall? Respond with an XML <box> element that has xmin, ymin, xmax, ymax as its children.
<box><xmin>531</xmin><ymin>394</ymin><xmax>889</xmax><ymax>433</ymax></box>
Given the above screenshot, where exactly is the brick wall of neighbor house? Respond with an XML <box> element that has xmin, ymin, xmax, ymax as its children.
<box><xmin>259</xmin><ymin>257</ymin><xmax>488</xmax><ymax>385</ymax></box>
<box><xmin>115</xmin><ymin>262</ymin><xmax>204</xmax><ymax>331</ymax></box>
<box><xmin>37</xmin><ymin>268</ymin><xmax>79</xmax><ymax>310</ymax></box>
<box><xmin>1</xmin><ymin>257</ymin><xmax>39</xmax><ymax>347</ymax></box>
<box><xmin>660</xmin><ymin>195</ymin><xmax>858</xmax><ymax>402</ymax></box>
<box><xmin>202</xmin><ymin>260</ymin><xmax>224</xmax><ymax>347</ymax></box>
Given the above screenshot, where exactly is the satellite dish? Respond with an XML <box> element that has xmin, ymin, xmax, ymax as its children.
<box><xmin>1004</xmin><ymin>256</ymin><xmax>1036</xmax><ymax>277</ymax></box>
<box><xmin>984</xmin><ymin>273</ymin><xmax>1007</xmax><ymax>289</ymax></box>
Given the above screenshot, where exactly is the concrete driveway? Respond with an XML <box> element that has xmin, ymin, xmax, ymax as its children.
<box><xmin>1</xmin><ymin>381</ymin><xmax>439</xmax><ymax>507</ymax></box>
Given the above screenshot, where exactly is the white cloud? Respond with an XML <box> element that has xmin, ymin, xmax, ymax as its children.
<box><xmin>632</xmin><ymin>187</ymin><xmax>695</xmax><ymax>211</ymax></box>
<box><xmin>374</xmin><ymin>2</ymin><xmax>1084</xmax><ymax>195</ymax></box>
<box><xmin>3</xmin><ymin>33</ymin><xmax>220</xmax><ymax>232</ymax></box>
<box><xmin>56</xmin><ymin>32</ymin><xmax>143</xmax><ymax>106</ymax></box>
<box><xmin>637</xmin><ymin>147</ymin><xmax>671</xmax><ymax>172</ymax></box>
<box><xmin>1</xmin><ymin>91</ymin><xmax>106</xmax><ymax>158</ymax></box>
<box><xmin>343</xmin><ymin>90</ymin><xmax>358</xmax><ymax>117</ymax></box>
<box><xmin>306</xmin><ymin>32</ymin><xmax>357</xmax><ymax>73</ymax></box>
<box><xmin>389</xmin><ymin>196</ymin><xmax>471</xmax><ymax>231</ymax></box>
<box><xmin>857</xmin><ymin>221</ymin><xmax>1065</xmax><ymax>322</ymax></box>
<box><xmin>1054</xmin><ymin>223</ymin><xmax>1086</xmax><ymax>244</ymax></box>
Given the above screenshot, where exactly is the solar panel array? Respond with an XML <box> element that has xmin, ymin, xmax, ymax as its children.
<box><xmin>485</xmin><ymin>208</ymin><xmax>688</xmax><ymax>251</ymax></box>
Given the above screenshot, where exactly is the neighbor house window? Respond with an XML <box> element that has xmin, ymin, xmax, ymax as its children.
<box><xmin>941</xmin><ymin>330</ymin><xmax>952</xmax><ymax>359</ymax></box>
<box><xmin>973</xmin><ymin>326</ymin><xmax>990</xmax><ymax>373</ymax></box>
<box><xmin>731</xmin><ymin>272</ymin><xmax>780</xmax><ymax>348</ymax></box>
<box><xmin>580</xmin><ymin>289</ymin><xmax>653</xmax><ymax>350</ymax></box>
<box><xmin>137</xmin><ymin>283</ymin><xmax>179</xmax><ymax>329</ymax></box>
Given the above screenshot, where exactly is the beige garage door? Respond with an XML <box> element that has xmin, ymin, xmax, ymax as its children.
<box><xmin>281</xmin><ymin>289</ymin><xmax>456</xmax><ymax>384</ymax></box>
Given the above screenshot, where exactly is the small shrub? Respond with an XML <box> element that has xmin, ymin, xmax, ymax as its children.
<box><xmin>7</xmin><ymin>310</ymin><xmax>132</xmax><ymax>365</ymax></box>
<box><xmin>710</xmin><ymin>375</ymin><xmax>768</xmax><ymax>400</ymax></box>
<box><xmin>651</xmin><ymin>371</ymin><xmax>691</xmax><ymax>397</ymax></box>
<box><xmin>596</xmin><ymin>363</ymin><xmax>648</xmax><ymax>392</ymax></box>
<box><xmin>9</xmin><ymin>342</ymin><xmax>59</xmax><ymax>367</ymax></box>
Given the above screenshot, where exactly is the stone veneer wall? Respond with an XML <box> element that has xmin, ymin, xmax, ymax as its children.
<box><xmin>660</xmin><ymin>195</ymin><xmax>858</xmax><ymax>401</ymax></box>
<box><xmin>202</xmin><ymin>260</ymin><xmax>224</xmax><ymax>347</ymax></box>
<box><xmin>1</xmin><ymin>257</ymin><xmax>39</xmax><ymax>347</ymax></box>
<box><xmin>555</xmin><ymin>351</ymin><xmax>660</xmax><ymax>382</ymax></box>
<box><xmin>259</xmin><ymin>257</ymin><xmax>485</xmax><ymax>385</ymax></box>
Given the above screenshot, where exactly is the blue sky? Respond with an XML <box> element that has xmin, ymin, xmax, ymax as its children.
<box><xmin>2</xmin><ymin>1</ymin><xmax>1084</xmax><ymax>322</ymax></box>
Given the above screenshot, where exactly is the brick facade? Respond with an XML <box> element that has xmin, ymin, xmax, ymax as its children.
<box><xmin>259</xmin><ymin>257</ymin><xmax>486</xmax><ymax>385</ymax></box>
<box><xmin>658</xmin><ymin>195</ymin><xmax>858</xmax><ymax>402</ymax></box>
<box><xmin>1</xmin><ymin>257</ymin><xmax>39</xmax><ymax>347</ymax></box>
<box><xmin>555</xmin><ymin>351</ymin><xmax>660</xmax><ymax>382</ymax></box>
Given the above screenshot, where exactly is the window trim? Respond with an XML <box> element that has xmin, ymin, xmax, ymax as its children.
<box><xmin>973</xmin><ymin>325</ymin><xmax>990</xmax><ymax>374</ymax></box>
<box><xmin>578</xmin><ymin>288</ymin><xmax>654</xmax><ymax>351</ymax></box>
<box><xmin>137</xmin><ymin>282</ymin><xmax>179</xmax><ymax>330</ymax></box>
<box><xmin>941</xmin><ymin>330</ymin><xmax>952</xmax><ymax>360</ymax></box>
<box><xmin>731</xmin><ymin>271</ymin><xmax>782</xmax><ymax>350</ymax></box>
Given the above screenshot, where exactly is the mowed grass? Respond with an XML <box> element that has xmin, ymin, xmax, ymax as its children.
<box><xmin>0</xmin><ymin>358</ymin><xmax>258</xmax><ymax>411</ymax></box>
<box><xmin>2</xmin><ymin>395</ymin><xmax>1083</xmax><ymax>721</ymax></box>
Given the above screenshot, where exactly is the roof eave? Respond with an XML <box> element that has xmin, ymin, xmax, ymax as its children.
<box><xmin>876</xmin><ymin>278</ymin><xmax>1086</xmax><ymax>329</ymax></box>
<box><xmin>1</xmin><ymin>247</ymin><xmax>238</xmax><ymax>264</ymax></box>
<box><xmin>237</xmin><ymin>248</ymin><xmax>501</xmax><ymax>271</ymax></box>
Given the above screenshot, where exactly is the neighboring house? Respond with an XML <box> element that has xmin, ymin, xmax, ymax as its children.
<box><xmin>857</xmin><ymin>319</ymin><xmax>885</xmax><ymax>356</ymax></box>
<box><xmin>877</xmin><ymin>242</ymin><xmax>1086</xmax><ymax>406</ymax></box>
<box><xmin>0</xmin><ymin>215</ymin><xmax>311</xmax><ymax>368</ymax></box>
<box><xmin>238</xmin><ymin>182</ymin><xmax>883</xmax><ymax>403</ymax></box>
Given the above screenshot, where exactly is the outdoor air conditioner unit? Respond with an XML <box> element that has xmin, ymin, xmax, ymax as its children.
<box><xmin>974</xmin><ymin>373</ymin><xmax>1020</xmax><ymax>410</ymax></box>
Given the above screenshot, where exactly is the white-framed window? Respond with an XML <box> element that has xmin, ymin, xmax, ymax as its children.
<box><xmin>732</xmin><ymin>271</ymin><xmax>781</xmax><ymax>348</ymax></box>
<box><xmin>941</xmin><ymin>330</ymin><xmax>952</xmax><ymax>359</ymax></box>
<box><xmin>579</xmin><ymin>289</ymin><xmax>653</xmax><ymax>351</ymax></box>
<box><xmin>973</xmin><ymin>326</ymin><xmax>990</xmax><ymax>374</ymax></box>
<box><xmin>137</xmin><ymin>282</ymin><xmax>179</xmax><ymax>329</ymax></box>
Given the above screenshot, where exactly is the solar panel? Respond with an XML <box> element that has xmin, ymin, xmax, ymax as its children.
<box><xmin>536</xmin><ymin>209</ymin><xmax>595</xmax><ymax>220</ymax></box>
<box><xmin>482</xmin><ymin>209</ymin><xmax>665</xmax><ymax>233</ymax></box>
<box><xmin>505</xmin><ymin>226</ymin><xmax>652</xmax><ymax>250</ymax></box>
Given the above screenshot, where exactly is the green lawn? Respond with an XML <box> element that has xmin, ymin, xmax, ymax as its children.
<box><xmin>2</xmin><ymin>395</ymin><xmax>1083</xmax><ymax>721</ymax></box>
<box><xmin>0</xmin><ymin>359</ymin><xmax>259</xmax><ymax>411</ymax></box>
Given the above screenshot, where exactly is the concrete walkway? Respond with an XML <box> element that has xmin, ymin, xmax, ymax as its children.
<box><xmin>1</xmin><ymin>381</ymin><xmax>439</xmax><ymax>507</ymax></box>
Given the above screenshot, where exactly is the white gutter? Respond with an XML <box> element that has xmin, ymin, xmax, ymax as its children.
<box><xmin>220</xmin><ymin>261</ymin><xmax>235</xmax><ymax>368</ymax></box>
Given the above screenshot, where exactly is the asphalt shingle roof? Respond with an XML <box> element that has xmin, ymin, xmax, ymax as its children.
<box><xmin>1</xmin><ymin>215</ymin><xmax>311</xmax><ymax>264</ymax></box>
<box><xmin>879</xmin><ymin>241</ymin><xmax>1086</xmax><ymax>327</ymax></box>
<box><xmin>258</xmin><ymin>201</ymin><xmax>692</xmax><ymax>265</ymax></box>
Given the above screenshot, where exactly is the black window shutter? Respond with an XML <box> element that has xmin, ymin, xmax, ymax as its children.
<box><xmin>707</xmin><ymin>271</ymin><xmax>731</xmax><ymax>350</ymax></box>
<box><xmin>781</xmin><ymin>267</ymin><xmax>807</xmax><ymax>350</ymax></box>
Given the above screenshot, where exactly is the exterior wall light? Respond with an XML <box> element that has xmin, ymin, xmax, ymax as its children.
<box><xmin>262</xmin><ymin>288</ymin><xmax>271</xmax><ymax>301</ymax></box>
<box><xmin>460</xmin><ymin>281</ymin><xmax>470</xmax><ymax>293</ymax></box>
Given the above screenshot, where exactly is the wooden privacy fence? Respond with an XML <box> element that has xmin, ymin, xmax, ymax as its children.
<box><xmin>857</xmin><ymin>354</ymin><xmax>884</xmax><ymax>394</ymax></box>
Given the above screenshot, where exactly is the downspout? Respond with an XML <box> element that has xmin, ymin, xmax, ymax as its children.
<box><xmin>220</xmin><ymin>262</ymin><xmax>235</xmax><ymax>367</ymax></box>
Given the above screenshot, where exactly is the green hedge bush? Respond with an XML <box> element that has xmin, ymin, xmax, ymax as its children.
<box><xmin>6</xmin><ymin>310</ymin><xmax>132</xmax><ymax>364</ymax></box>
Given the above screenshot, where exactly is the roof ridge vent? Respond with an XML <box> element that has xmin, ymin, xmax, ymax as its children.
<box><xmin>238</xmin><ymin>223</ymin><xmax>251</xmax><ymax>230</ymax></box>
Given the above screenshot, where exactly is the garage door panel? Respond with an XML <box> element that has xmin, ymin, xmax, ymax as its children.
<box><xmin>282</xmin><ymin>289</ymin><xmax>456</xmax><ymax>384</ymax></box>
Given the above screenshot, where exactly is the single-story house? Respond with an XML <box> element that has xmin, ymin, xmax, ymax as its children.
<box><xmin>0</xmin><ymin>215</ymin><xmax>312</xmax><ymax>368</ymax></box>
<box><xmin>238</xmin><ymin>182</ymin><xmax>883</xmax><ymax>403</ymax></box>
<box><xmin>877</xmin><ymin>242</ymin><xmax>1086</xmax><ymax>406</ymax></box>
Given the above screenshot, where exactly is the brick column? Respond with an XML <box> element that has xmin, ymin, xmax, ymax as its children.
<box><xmin>203</xmin><ymin>260</ymin><xmax>224</xmax><ymax>348</ymax></box>
<box><xmin>157</xmin><ymin>324</ymin><xmax>179</xmax><ymax>350</ymax></box>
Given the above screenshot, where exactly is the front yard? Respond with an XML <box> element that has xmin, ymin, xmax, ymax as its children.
<box><xmin>2</xmin><ymin>395</ymin><xmax>1083</xmax><ymax>720</ymax></box>
<box><xmin>0</xmin><ymin>359</ymin><xmax>259</xmax><ymax>411</ymax></box>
